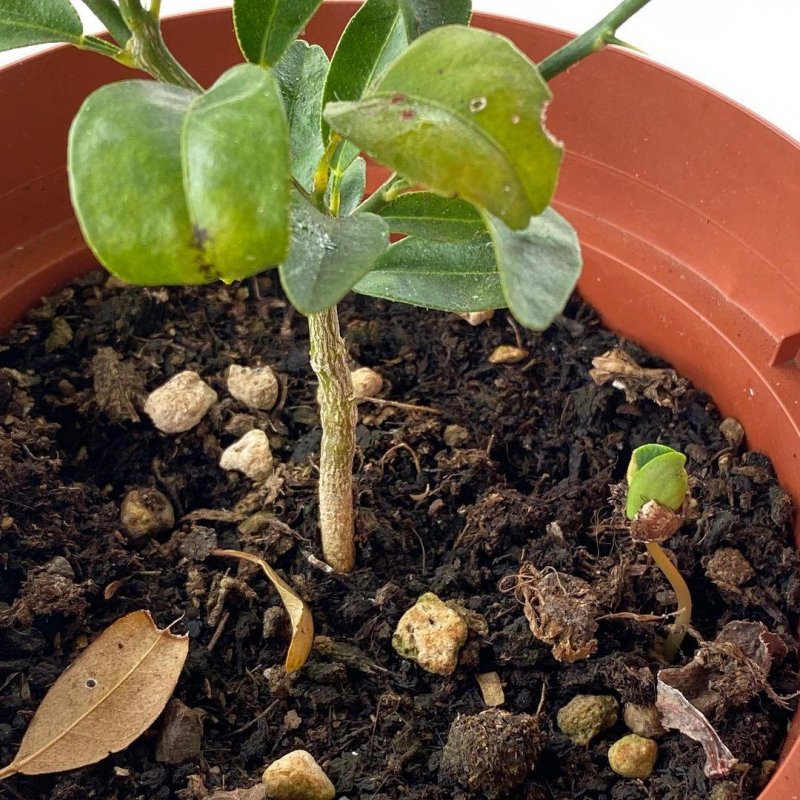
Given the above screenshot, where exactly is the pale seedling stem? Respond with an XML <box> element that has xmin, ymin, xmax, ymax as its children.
<box><xmin>645</xmin><ymin>540</ymin><xmax>692</xmax><ymax>661</ymax></box>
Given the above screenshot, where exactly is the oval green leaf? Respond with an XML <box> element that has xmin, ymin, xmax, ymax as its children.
<box><xmin>275</xmin><ymin>40</ymin><xmax>329</xmax><ymax>190</ymax></box>
<box><xmin>626</xmin><ymin>450</ymin><xmax>688</xmax><ymax>519</ymax></box>
<box><xmin>322</xmin><ymin>0</ymin><xmax>409</xmax><ymax>173</ymax></box>
<box><xmin>626</xmin><ymin>443</ymin><xmax>677</xmax><ymax>485</ymax></box>
<box><xmin>354</xmin><ymin>235</ymin><xmax>505</xmax><ymax>312</ymax></box>
<box><xmin>324</xmin><ymin>25</ymin><xmax>561</xmax><ymax>229</ymax></box>
<box><xmin>183</xmin><ymin>64</ymin><xmax>291</xmax><ymax>282</ymax></box>
<box><xmin>378</xmin><ymin>192</ymin><xmax>484</xmax><ymax>241</ymax></box>
<box><xmin>233</xmin><ymin>0</ymin><xmax>323</xmax><ymax>66</ymax></box>
<box><xmin>0</xmin><ymin>0</ymin><xmax>82</xmax><ymax>51</ymax></box>
<box><xmin>400</xmin><ymin>0</ymin><xmax>471</xmax><ymax>40</ymax></box>
<box><xmin>69</xmin><ymin>81</ymin><xmax>202</xmax><ymax>285</ymax></box>
<box><xmin>278</xmin><ymin>194</ymin><xmax>389</xmax><ymax>314</ymax></box>
<box><xmin>482</xmin><ymin>207</ymin><xmax>581</xmax><ymax>330</ymax></box>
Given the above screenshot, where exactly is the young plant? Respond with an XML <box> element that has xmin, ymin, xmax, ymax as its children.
<box><xmin>0</xmin><ymin>0</ymin><xmax>653</xmax><ymax>572</ymax></box>
<box><xmin>626</xmin><ymin>443</ymin><xmax>692</xmax><ymax>660</ymax></box>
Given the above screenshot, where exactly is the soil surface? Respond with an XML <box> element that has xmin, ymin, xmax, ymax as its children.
<box><xmin>1</xmin><ymin>271</ymin><xmax>798</xmax><ymax>800</ymax></box>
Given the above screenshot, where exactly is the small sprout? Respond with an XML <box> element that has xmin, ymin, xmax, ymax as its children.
<box><xmin>607</xmin><ymin>734</ymin><xmax>658</xmax><ymax>779</ymax></box>
<box><xmin>625</xmin><ymin>444</ymin><xmax>692</xmax><ymax>660</ymax></box>
<box><xmin>556</xmin><ymin>694</ymin><xmax>618</xmax><ymax>745</ymax></box>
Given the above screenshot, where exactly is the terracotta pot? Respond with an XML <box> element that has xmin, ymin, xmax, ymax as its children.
<box><xmin>1</xmin><ymin>3</ymin><xmax>798</xmax><ymax>795</ymax></box>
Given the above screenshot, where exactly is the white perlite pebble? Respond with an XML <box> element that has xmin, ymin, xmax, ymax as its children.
<box><xmin>220</xmin><ymin>430</ymin><xmax>273</xmax><ymax>481</ymax></box>
<box><xmin>350</xmin><ymin>367</ymin><xmax>383</xmax><ymax>400</ymax></box>
<box><xmin>392</xmin><ymin>592</ymin><xmax>468</xmax><ymax>676</ymax></box>
<box><xmin>227</xmin><ymin>365</ymin><xmax>279</xmax><ymax>410</ymax></box>
<box><xmin>144</xmin><ymin>371</ymin><xmax>217</xmax><ymax>434</ymax></box>
<box><xmin>262</xmin><ymin>750</ymin><xmax>335</xmax><ymax>800</ymax></box>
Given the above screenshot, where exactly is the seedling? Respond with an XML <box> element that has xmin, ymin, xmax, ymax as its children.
<box><xmin>626</xmin><ymin>443</ymin><xmax>692</xmax><ymax>660</ymax></box>
<box><xmin>0</xmin><ymin>0</ymin><xmax>654</xmax><ymax>572</ymax></box>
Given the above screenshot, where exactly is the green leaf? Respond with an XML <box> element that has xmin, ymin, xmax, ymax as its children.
<box><xmin>275</xmin><ymin>40</ymin><xmax>330</xmax><ymax>190</ymax></box>
<box><xmin>330</xmin><ymin>157</ymin><xmax>366</xmax><ymax>216</ymax></box>
<box><xmin>378</xmin><ymin>192</ymin><xmax>484</xmax><ymax>241</ymax></box>
<box><xmin>80</xmin><ymin>0</ymin><xmax>130</xmax><ymax>47</ymax></box>
<box><xmin>182</xmin><ymin>64</ymin><xmax>291</xmax><ymax>282</ymax></box>
<box><xmin>626</xmin><ymin>449</ymin><xmax>688</xmax><ymax>519</ymax></box>
<box><xmin>324</xmin><ymin>25</ymin><xmax>561</xmax><ymax>230</ymax></box>
<box><xmin>233</xmin><ymin>0</ymin><xmax>323</xmax><ymax>66</ymax></box>
<box><xmin>626</xmin><ymin>443</ymin><xmax>677</xmax><ymax>485</ymax></box>
<box><xmin>69</xmin><ymin>68</ymin><xmax>291</xmax><ymax>287</ymax></box>
<box><xmin>400</xmin><ymin>0</ymin><xmax>471</xmax><ymax>40</ymax></box>
<box><xmin>69</xmin><ymin>82</ymin><xmax>201</xmax><ymax>285</ymax></box>
<box><xmin>482</xmin><ymin>208</ymin><xmax>581</xmax><ymax>330</ymax></box>
<box><xmin>0</xmin><ymin>0</ymin><xmax>82</xmax><ymax>51</ymax></box>
<box><xmin>279</xmin><ymin>194</ymin><xmax>389</xmax><ymax>314</ymax></box>
<box><xmin>322</xmin><ymin>0</ymin><xmax>409</xmax><ymax>173</ymax></box>
<box><xmin>354</xmin><ymin>235</ymin><xmax>505</xmax><ymax>312</ymax></box>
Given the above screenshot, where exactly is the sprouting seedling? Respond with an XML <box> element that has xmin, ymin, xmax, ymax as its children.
<box><xmin>0</xmin><ymin>0</ymin><xmax>656</xmax><ymax>574</ymax></box>
<box><xmin>626</xmin><ymin>444</ymin><xmax>691</xmax><ymax>660</ymax></box>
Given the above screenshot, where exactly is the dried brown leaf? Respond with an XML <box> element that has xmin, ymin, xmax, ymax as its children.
<box><xmin>0</xmin><ymin>610</ymin><xmax>188</xmax><ymax>780</ymax></box>
<box><xmin>589</xmin><ymin>348</ymin><xmax>689</xmax><ymax>412</ymax></box>
<box><xmin>210</xmin><ymin>549</ymin><xmax>313</xmax><ymax>673</ymax></box>
<box><xmin>656</xmin><ymin>676</ymin><xmax>737</xmax><ymax>778</ymax></box>
<box><xmin>91</xmin><ymin>347</ymin><xmax>145</xmax><ymax>424</ymax></box>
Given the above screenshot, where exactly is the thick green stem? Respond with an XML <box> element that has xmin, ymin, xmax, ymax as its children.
<box><xmin>538</xmin><ymin>0</ymin><xmax>653</xmax><ymax>81</ymax></box>
<box><xmin>308</xmin><ymin>306</ymin><xmax>357</xmax><ymax>572</ymax></box>
<box><xmin>647</xmin><ymin>541</ymin><xmax>692</xmax><ymax>661</ymax></box>
<box><xmin>119</xmin><ymin>0</ymin><xmax>201</xmax><ymax>91</ymax></box>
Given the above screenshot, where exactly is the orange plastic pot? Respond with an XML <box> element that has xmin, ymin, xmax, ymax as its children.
<box><xmin>1</xmin><ymin>3</ymin><xmax>798</xmax><ymax>795</ymax></box>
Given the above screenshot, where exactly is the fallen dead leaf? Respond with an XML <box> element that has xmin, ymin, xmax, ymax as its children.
<box><xmin>210</xmin><ymin>549</ymin><xmax>313</xmax><ymax>673</ymax></box>
<box><xmin>589</xmin><ymin>348</ymin><xmax>689</xmax><ymax>412</ymax></box>
<box><xmin>0</xmin><ymin>610</ymin><xmax>188</xmax><ymax>780</ymax></box>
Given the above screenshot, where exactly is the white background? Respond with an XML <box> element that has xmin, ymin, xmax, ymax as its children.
<box><xmin>2</xmin><ymin>1</ymin><xmax>799</xmax><ymax>142</ymax></box>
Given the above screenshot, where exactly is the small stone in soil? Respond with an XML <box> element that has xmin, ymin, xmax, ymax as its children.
<box><xmin>392</xmin><ymin>592</ymin><xmax>468</xmax><ymax>676</ymax></box>
<box><xmin>227</xmin><ymin>364</ymin><xmax>279</xmax><ymax>411</ymax></box>
<box><xmin>144</xmin><ymin>370</ymin><xmax>217</xmax><ymax>434</ymax></box>
<box><xmin>458</xmin><ymin>309</ymin><xmax>494</xmax><ymax>325</ymax></box>
<box><xmin>120</xmin><ymin>488</ymin><xmax>175</xmax><ymax>543</ymax></box>
<box><xmin>608</xmin><ymin>734</ymin><xmax>658</xmax><ymax>779</ymax></box>
<box><xmin>623</xmin><ymin>702</ymin><xmax>665</xmax><ymax>739</ymax></box>
<box><xmin>350</xmin><ymin>366</ymin><xmax>383</xmax><ymax>400</ymax></box>
<box><xmin>488</xmin><ymin>344</ymin><xmax>528</xmax><ymax>364</ymax></box>
<box><xmin>557</xmin><ymin>695</ymin><xmax>619</xmax><ymax>745</ymax></box>
<box><xmin>220</xmin><ymin>429</ymin><xmax>274</xmax><ymax>481</ymax></box>
<box><xmin>43</xmin><ymin>555</ymin><xmax>75</xmax><ymax>581</ymax></box>
<box><xmin>710</xmin><ymin>782</ymin><xmax>743</xmax><ymax>800</ymax></box>
<box><xmin>155</xmin><ymin>699</ymin><xmax>204</xmax><ymax>764</ymax></box>
<box><xmin>443</xmin><ymin>424</ymin><xmax>469</xmax><ymax>448</ymax></box>
<box><xmin>262</xmin><ymin>750</ymin><xmax>335</xmax><ymax>800</ymax></box>
<box><xmin>438</xmin><ymin>709</ymin><xmax>545</xmax><ymax>799</ymax></box>
<box><xmin>705</xmin><ymin>547</ymin><xmax>755</xmax><ymax>595</ymax></box>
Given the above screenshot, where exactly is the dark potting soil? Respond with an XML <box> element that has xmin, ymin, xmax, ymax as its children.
<box><xmin>1</xmin><ymin>271</ymin><xmax>798</xmax><ymax>800</ymax></box>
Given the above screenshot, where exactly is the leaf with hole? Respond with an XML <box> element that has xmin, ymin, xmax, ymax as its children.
<box><xmin>482</xmin><ymin>207</ymin><xmax>581</xmax><ymax>330</ymax></box>
<box><xmin>626</xmin><ymin>446</ymin><xmax>688</xmax><ymax>519</ymax></box>
<box><xmin>233</xmin><ymin>0</ymin><xmax>323</xmax><ymax>66</ymax></box>
<box><xmin>0</xmin><ymin>610</ymin><xmax>188</xmax><ymax>781</ymax></box>
<box><xmin>354</xmin><ymin>235</ymin><xmax>505</xmax><ymax>312</ymax></box>
<box><xmin>275</xmin><ymin>40</ymin><xmax>330</xmax><ymax>190</ymax></box>
<box><xmin>377</xmin><ymin>192</ymin><xmax>484</xmax><ymax>241</ymax></box>
<box><xmin>400</xmin><ymin>0</ymin><xmax>471</xmax><ymax>40</ymax></box>
<box><xmin>279</xmin><ymin>194</ymin><xmax>389</xmax><ymax>314</ymax></box>
<box><xmin>324</xmin><ymin>25</ymin><xmax>561</xmax><ymax>229</ymax></box>
<box><xmin>211</xmin><ymin>549</ymin><xmax>313</xmax><ymax>673</ymax></box>
<box><xmin>322</xmin><ymin>0</ymin><xmax>409</xmax><ymax>174</ymax></box>
<box><xmin>0</xmin><ymin>0</ymin><xmax>82</xmax><ymax>52</ymax></box>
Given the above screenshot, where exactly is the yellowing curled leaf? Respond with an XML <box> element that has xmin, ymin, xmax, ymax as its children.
<box><xmin>0</xmin><ymin>610</ymin><xmax>188</xmax><ymax>781</ymax></box>
<box><xmin>211</xmin><ymin>548</ymin><xmax>313</xmax><ymax>673</ymax></box>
